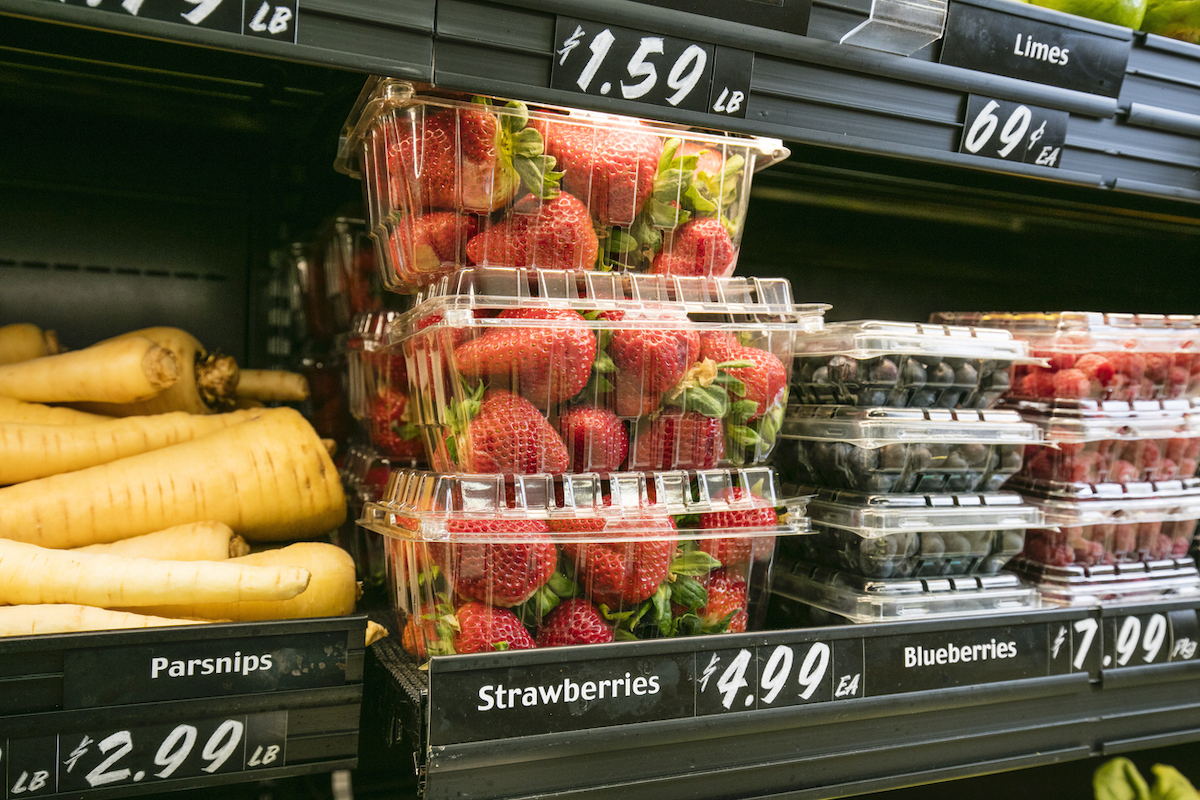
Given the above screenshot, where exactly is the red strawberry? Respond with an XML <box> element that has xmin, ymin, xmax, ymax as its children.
<box><xmin>466</xmin><ymin>192</ymin><xmax>599</xmax><ymax>270</ymax></box>
<box><xmin>697</xmin><ymin>487</ymin><xmax>778</xmax><ymax>566</ymax></box>
<box><xmin>697</xmin><ymin>569</ymin><xmax>749</xmax><ymax>634</ymax></box>
<box><xmin>614</xmin><ymin>380</ymin><xmax>663</xmax><ymax>417</ymax></box>
<box><xmin>560</xmin><ymin>516</ymin><xmax>678</xmax><ymax>609</ymax></box>
<box><xmin>364</xmin><ymin>348</ymin><xmax>409</xmax><ymax>396</ymax></box>
<box><xmin>454</xmin><ymin>602</ymin><xmax>537</xmax><ymax>653</ymax></box>
<box><xmin>443</xmin><ymin>388</ymin><xmax>570</xmax><ymax>474</ymax></box>
<box><xmin>532</xmin><ymin>118</ymin><xmax>662</xmax><ymax>226</ymax></box>
<box><xmin>387</xmin><ymin>212</ymin><xmax>477</xmax><ymax>287</ymax></box>
<box><xmin>536</xmin><ymin>598</ymin><xmax>615</xmax><ymax>647</ymax></box>
<box><xmin>368</xmin><ymin>388</ymin><xmax>425</xmax><ymax>460</ymax></box>
<box><xmin>628</xmin><ymin>412</ymin><xmax>725</xmax><ymax>470</ymax></box>
<box><xmin>430</xmin><ymin>519</ymin><xmax>557</xmax><ymax>607</ymax></box>
<box><xmin>557</xmin><ymin>405</ymin><xmax>629</xmax><ymax>472</ymax></box>
<box><xmin>651</xmin><ymin>217</ymin><xmax>736</xmax><ymax>277</ymax></box>
<box><xmin>608</xmin><ymin>326</ymin><xmax>701</xmax><ymax>395</ymax></box>
<box><xmin>453</xmin><ymin>308</ymin><xmax>596</xmax><ymax>408</ymax></box>
<box><xmin>699</xmin><ymin>333</ymin><xmax>788</xmax><ymax>419</ymax></box>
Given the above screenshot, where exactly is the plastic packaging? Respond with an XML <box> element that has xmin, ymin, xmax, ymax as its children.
<box><xmin>391</xmin><ymin>268</ymin><xmax>825</xmax><ymax>473</ymax></box>
<box><xmin>792</xmin><ymin>320</ymin><xmax>1033</xmax><ymax>409</ymax></box>
<box><xmin>336</xmin><ymin>444</ymin><xmax>396</xmax><ymax>594</ymax></box>
<box><xmin>335</xmin><ymin>78</ymin><xmax>791</xmax><ymax>292</ymax></box>
<box><xmin>770</xmin><ymin>559</ymin><xmax>1041</xmax><ymax>624</ymax></box>
<box><xmin>776</xmin><ymin>405</ymin><xmax>1039</xmax><ymax>492</ymax></box>
<box><xmin>1009</xmin><ymin>557</ymin><xmax>1200</xmax><ymax>606</ymax></box>
<box><xmin>359</xmin><ymin>468</ymin><xmax>810</xmax><ymax>661</ymax></box>
<box><xmin>343</xmin><ymin>310</ymin><xmax>424</xmax><ymax>462</ymax></box>
<box><xmin>785</xmin><ymin>488</ymin><xmax>1042</xmax><ymax>578</ymax></box>
<box><xmin>930</xmin><ymin>312</ymin><xmax>1200</xmax><ymax>403</ymax></box>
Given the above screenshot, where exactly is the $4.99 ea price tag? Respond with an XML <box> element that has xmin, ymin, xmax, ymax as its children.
<box><xmin>550</xmin><ymin>17</ymin><xmax>753</xmax><ymax>118</ymax></box>
<box><xmin>959</xmin><ymin>94</ymin><xmax>1068</xmax><ymax>168</ymax></box>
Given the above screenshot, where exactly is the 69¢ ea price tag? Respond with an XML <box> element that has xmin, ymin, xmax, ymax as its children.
<box><xmin>959</xmin><ymin>94</ymin><xmax>1068</xmax><ymax>168</ymax></box>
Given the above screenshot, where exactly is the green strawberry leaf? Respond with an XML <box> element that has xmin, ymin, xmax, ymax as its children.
<box><xmin>492</xmin><ymin>642</ymin><xmax>511</xmax><ymax>651</ymax></box>
<box><xmin>671</xmin><ymin>549</ymin><xmax>722</xmax><ymax>575</ymax></box>
<box><xmin>673</xmin><ymin>613</ymin><xmax>703</xmax><ymax>637</ymax></box>
<box><xmin>712</xmin><ymin>373</ymin><xmax>747</xmax><ymax>396</ymax></box>
<box><xmin>652</xmin><ymin>584</ymin><xmax>673</xmax><ymax>636</ymax></box>
<box><xmin>652</xmin><ymin>168</ymin><xmax>691</xmax><ymax>203</ymax></box>
<box><xmin>593</xmin><ymin>348</ymin><xmax>618</xmax><ymax>374</ymax></box>
<box><xmin>721</xmin><ymin>154</ymin><xmax>746</xmax><ymax>183</ymax></box>
<box><xmin>658</xmin><ymin>138</ymin><xmax>681</xmax><ymax>172</ymax></box>
<box><xmin>646</xmin><ymin>197</ymin><xmax>689</xmax><ymax>230</ymax></box>
<box><xmin>514</xmin><ymin>154</ymin><xmax>563</xmax><ymax>199</ymax></box>
<box><xmin>444</xmin><ymin>433</ymin><xmax>459</xmax><ymax>465</ymax></box>
<box><xmin>701</xmin><ymin>610</ymin><xmax>738</xmax><ymax>636</ymax></box>
<box><xmin>500</xmin><ymin>99</ymin><xmax>529</xmax><ymax>134</ymax></box>
<box><xmin>673</xmin><ymin>513</ymin><xmax>702</xmax><ymax>529</ymax></box>
<box><xmin>726</xmin><ymin>424</ymin><xmax>763</xmax><ymax>448</ymax></box>
<box><xmin>510</xmin><ymin>127</ymin><xmax>545</xmax><ymax>159</ymax></box>
<box><xmin>727</xmin><ymin>400</ymin><xmax>760</xmax><ymax>424</ymax></box>
<box><xmin>683</xmin><ymin>183</ymin><xmax>719</xmax><ymax>216</ymax></box>
<box><xmin>607</xmin><ymin>228</ymin><xmax>639</xmax><ymax>255</ymax></box>
<box><xmin>398</xmin><ymin>422</ymin><xmax>422</xmax><ymax>440</ymax></box>
<box><xmin>614</xmin><ymin>629</ymin><xmax>641</xmax><ymax>641</ymax></box>
<box><xmin>684</xmin><ymin>385</ymin><xmax>729</xmax><ymax>419</ymax></box>
<box><xmin>548</xmin><ymin>570</ymin><xmax>578</xmax><ymax>597</ymax></box>
<box><xmin>716</xmin><ymin>359</ymin><xmax>755</xmax><ymax>371</ymax></box>
<box><xmin>669</xmin><ymin>575</ymin><xmax>707</xmax><ymax>610</ymax></box>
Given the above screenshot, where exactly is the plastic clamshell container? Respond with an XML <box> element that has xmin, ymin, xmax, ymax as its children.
<box><xmin>770</xmin><ymin>559</ymin><xmax>1041</xmax><ymax>624</ymax></box>
<box><xmin>785</xmin><ymin>488</ymin><xmax>1043</xmax><ymax>578</ymax></box>
<box><xmin>1009</xmin><ymin>399</ymin><xmax>1200</xmax><ymax>486</ymax></box>
<box><xmin>1008</xmin><ymin>557</ymin><xmax>1200</xmax><ymax>606</ymax></box>
<box><xmin>359</xmin><ymin>468</ymin><xmax>811</xmax><ymax>662</ymax></box>
<box><xmin>792</xmin><ymin>320</ymin><xmax>1033</xmax><ymax>409</ymax></box>
<box><xmin>1015</xmin><ymin>478</ymin><xmax>1200</xmax><ymax>567</ymax></box>
<box><xmin>343</xmin><ymin>310</ymin><xmax>425</xmax><ymax>462</ymax></box>
<box><xmin>391</xmin><ymin>268</ymin><xmax>826</xmax><ymax>473</ymax></box>
<box><xmin>930</xmin><ymin>312</ymin><xmax>1200</xmax><ymax>403</ymax></box>
<box><xmin>776</xmin><ymin>405</ymin><xmax>1039</xmax><ymax>493</ymax></box>
<box><xmin>336</xmin><ymin>444</ymin><xmax>398</xmax><ymax>593</ymax></box>
<box><xmin>296</xmin><ymin>217</ymin><xmax>383</xmax><ymax>341</ymax></box>
<box><xmin>334</xmin><ymin>77</ymin><xmax>791</xmax><ymax>292</ymax></box>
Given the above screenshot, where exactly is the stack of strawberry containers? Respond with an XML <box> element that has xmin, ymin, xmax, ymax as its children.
<box><xmin>931</xmin><ymin>312</ymin><xmax>1200</xmax><ymax>606</ymax></box>
<box><xmin>336</xmin><ymin>77</ymin><xmax>819</xmax><ymax>659</ymax></box>
<box><xmin>769</xmin><ymin>321</ymin><xmax>1049</xmax><ymax>625</ymax></box>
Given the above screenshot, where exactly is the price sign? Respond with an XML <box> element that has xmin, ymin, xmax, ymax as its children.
<box><xmin>626</xmin><ymin>0</ymin><xmax>811</xmax><ymax>37</ymax></box>
<box><xmin>1101</xmin><ymin>610</ymin><xmax>1200</xmax><ymax>669</ymax></box>
<box><xmin>0</xmin><ymin>712</ymin><xmax>286</xmax><ymax>798</ymax></box>
<box><xmin>959</xmin><ymin>95</ymin><xmax>1068</xmax><ymax>168</ymax></box>
<box><xmin>694</xmin><ymin>639</ymin><xmax>860</xmax><ymax>714</ymax></box>
<box><xmin>40</xmin><ymin>0</ymin><xmax>298</xmax><ymax>43</ymax></box>
<box><xmin>550</xmin><ymin>17</ymin><xmax>753</xmax><ymax>118</ymax></box>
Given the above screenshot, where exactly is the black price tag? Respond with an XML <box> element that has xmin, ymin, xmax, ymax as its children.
<box><xmin>40</xmin><ymin>0</ymin><xmax>298</xmax><ymax>43</ymax></box>
<box><xmin>694</xmin><ymin>640</ymin><xmax>841</xmax><ymax>713</ymax></box>
<box><xmin>551</xmin><ymin>17</ymin><xmax>753</xmax><ymax>118</ymax></box>
<box><xmin>1102</xmin><ymin>611</ymin><xmax>1178</xmax><ymax>669</ymax></box>
<box><xmin>0</xmin><ymin>712</ymin><xmax>286</xmax><ymax>798</ymax></box>
<box><xmin>1168</xmin><ymin>609</ymin><xmax>1200</xmax><ymax>662</ymax></box>
<box><xmin>959</xmin><ymin>94</ymin><xmax>1068</xmax><ymax>168</ymax></box>
<box><xmin>625</xmin><ymin>0</ymin><xmax>811</xmax><ymax>37</ymax></box>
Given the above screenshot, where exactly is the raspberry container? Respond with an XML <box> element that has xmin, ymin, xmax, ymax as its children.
<box><xmin>1014</xmin><ymin>478</ymin><xmax>1200</xmax><ymax>567</ymax></box>
<box><xmin>334</xmin><ymin>77</ymin><xmax>791</xmax><ymax>292</ymax></box>
<box><xmin>930</xmin><ymin>312</ymin><xmax>1200</xmax><ymax>403</ymax></box>
<box><xmin>769</xmin><ymin>559</ymin><xmax>1040</xmax><ymax>625</ymax></box>
<box><xmin>391</xmin><ymin>267</ymin><xmax>826</xmax><ymax>473</ymax></box>
<box><xmin>1008</xmin><ymin>557</ymin><xmax>1200</xmax><ymax>606</ymax></box>
<box><xmin>343</xmin><ymin>310</ymin><xmax>425</xmax><ymax>462</ymax></box>
<box><xmin>783</xmin><ymin>488</ymin><xmax>1043</xmax><ymax>578</ymax></box>
<box><xmin>358</xmin><ymin>468</ymin><xmax>811</xmax><ymax>662</ymax></box>
<box><xmin>775</xmin><ymin>405</ymin><xmax>1040</xmax><ymax>493</ymax></box>
<box><xmin>792</xmin><ymin>320</ymin><xmax>1034</xmax><ymax>409</ymax></box>
<box><xmin>1009</xmin><ymin>399</ymin><xmax>1200</xmax><ymax>486</ymax></box>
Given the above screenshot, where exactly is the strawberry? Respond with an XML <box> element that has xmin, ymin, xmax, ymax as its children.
<box><xmin>557</xmin><ymin>405</ymin><xmax>629</xmax><ymax>472</ymax></box>
<box><xmin>696</xmin><ymin>487</ymin><xmax>778</xmax><ymax>566</ymax></box>
<box><xmin>453</xmin><ymin>308</ymin><xmax>596</xmax><ymax>408</ymax></box>
<box><xmin>698</xmin><ymin>333</ymin><xmax>787</xmax><ymax>419</ymax></box>
<box><xmin>387</xmin><ymin>212</ymin><xmax>477</xmax><ymax>287</ymax></box>
<box><xmin>608</xmin><ymin>325</ymin><xmax>701</xmax><ymax>396</ymax></box>
<box><xmin>614</xmin><ymin>380</ymin><xmax>662</xmax><ymax>417</ymax></box>
<box><xmin>532</xmin><ymin>117</ymin><xmax>662</xmax><ymax>226</ymax></box>
<box><xmin>628</xmin><ymin>412</ymin><xmax>725</xmax><ymax>470</ymax></box>
<box><xmin>364</xmin><ymin>348</ymin><xmax>409</xmax><ymax>401</ymax></box>
<box><xmin>429</xmin><ymin>519</ymin><xmax>557</xmax><ymax>607</ymax></box>
<box><xmin>559</xmin><ymin>516</ymin><xmax>678</xmax><ymax>609</ymax></box>
<box><xmin>650</xmin><ymin>217</ymin><xmax>736</xmax><ymax>277</ymax></box>
<box><xmin>368</xmin><ymin>387</ymin><xmax>425</xmax><ymax>460</ymax></box>
<box><xmin>696</xmin><ymin>569</ymin><xmax>749</xmax><ymax>634</ymax></box>
<box><xmin>465</xmin><ymin>192</ymin><xmax>599</xmax><ymax>270</ymax></box>
<box><xmin>454</xmin><ymin>602</ymin><xmax>537</xmax><ymax>653</ymax></box>
<box><xmin>442</xmin><ymin>387</ymin><xmax>570</xmax><ymax>474</ymax></box>
<box><xmin>536</xmin><ymin>598</ymin><xmax>615</xmax><ymax>647</ymax></box>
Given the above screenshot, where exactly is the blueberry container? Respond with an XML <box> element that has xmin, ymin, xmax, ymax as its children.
<box><xmin>776</xmin><ymin>405</ymin><xmax>1040</xmax><ymax>492</ymax></box>
<box><xmin>792</xmin><ymin>320</ymin><xmax>1033</xmax><ymax>409</ymax></box>
<box><xmin>1008</xmin><ymin>557</ymin><xmax>1200</xmax><ymax>606</ymax></box>
<box><xmin>770</xmin><ymin>558</ymin><xmax>1041</xmax><ymax>625</ymax></box>
<box><xmin>784</xmin><ymin>488</ymin><xmax>1042</xmax><ymax>578</ymax></box>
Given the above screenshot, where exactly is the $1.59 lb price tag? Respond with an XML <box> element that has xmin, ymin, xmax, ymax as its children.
<box><xmin>0</xmin><ymin>711</ymin><xmax>286</xmax><ymax>797</ymax></box>
<box><xmin>551</xmin><ymin>17</ymin><xmax>753</xmax><ymax>118</ymax></box>
<box><xmin>959</xmin><ymin>94</ymin><xmax>1068</xmax><ymax>168</ymax></box>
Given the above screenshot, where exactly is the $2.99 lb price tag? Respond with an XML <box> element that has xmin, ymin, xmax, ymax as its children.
<box><xmin>959</xmin><ymin>94</ymin><xmax>1067</xmax><ymax>168</ymax></box>
<box><xmin>551</xmin><ymin>17</ymin><xmax>753</xmax><ymax>118</ymax></box>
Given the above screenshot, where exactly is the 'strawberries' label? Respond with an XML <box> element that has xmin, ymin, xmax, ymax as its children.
<box><xmin>476</xmin><ymin>673</ymin><xmax>661</xmax><ymax>711</ymax></box>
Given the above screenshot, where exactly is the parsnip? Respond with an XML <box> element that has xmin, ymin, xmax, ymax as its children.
<box><xmin>133</xmin><ymin>542</ymin><xmax>359</xmax><ymax>621</ymax></box>
<box><xmin>0</xmin><ymin>539</ymin><xmax>310</xmax><ymax>607</ymax></box>
<box><xmin>0</xmin><ymin>324</ymin><xmax>61</xmax><ymax>365</ymax></box>
<box><xmin>0</xmin><ymin>396</ymin><xmax>109</xmax><ymax>425</ymax></box>
<box><xmin>0</xmin><ymin>407</ymin><xmax>345</xmax><ymax>547</ymax></box>
<box><xmin>0</xmin><ymin>336</ymin><xmax>178</xmax><ymax>404</ymax></box>
<box><xmin>73</xmin><ymin>522</ymin><xmax>249</xmax><ymax>560</ymax></box>
<box><xmin>0</xmin><ymin>409</ymin><xmax>265</xmax><ymax>483</ymax></box>
<box><xmin>366</xmin><ymin>621</ymin><xmax>389</xmax><ymax>646</ymax></box>
<box><xmin>74</xmin><ymin>327</ymin><xmax>238</xmax><ymax>416</ymax></box>
<box><xmin>237</xmin><ymin>369</ymin><xmax>310</xmax><ymax>402</ymax></box>
<box><xmin>0</xmin><ymin>604</ymin><xmax>207</xmax><ymax>636</ymax></box>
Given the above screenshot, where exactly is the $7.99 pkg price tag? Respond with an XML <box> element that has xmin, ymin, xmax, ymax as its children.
<box><xmin>959</xmin><ymin>94</ymin><xmax>1068</xmax><ymax>168</ymax></box>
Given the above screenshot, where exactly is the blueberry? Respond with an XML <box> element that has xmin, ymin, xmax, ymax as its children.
<box><xmin>984</xmin><ymin>474</ymin><xmax>1008</xmax><ymax>491</ymax></box>
<box><xmin>868</xmin><ymin>358</ymin><xmax>900</xmax><ymax>385</ymax></box>
<box><xmin>935</xmin><ymin>389</ymin><xmax>965</xmax><ymax>409</ymax></box>
<box><xmin>927</xmin><ymin>362</ymin><xmax>955</xmax><ymax>387</ymax></box>
<box><xmin>942</xmin><ymin>532</ymin><xmax>971</xmax><ymax>554</ymax></box>
<box><xmin>828</xmin><ymin>355</ymin><xmax>859</xmax><ymax>384</ymax></box>
<box><xmin>909</xmin><ymin>389</ymin><xmax>938</xmax><ymax>407</ymax></box>
<box><xmin>956</xmin><ymin>443</ymin><xmax>989</xmax><ymax>467</ymax></box>
<box><xmin>1000</xmin><ymin>445</ymin><xmax>1024</xmax><ymax>472</ymax></box>
<box><xmin>978</xmin><ymin>359</ymin><xmax>997</xmax><ymax>379</ymax></box>
<box><xmin>945</xmin><ymin>357</ymin><xmax>966</xmax><ymax>370</ymax></box>
<box><xmin>864</xmin><ymin>473</ymin><xmax>899</xmax><ymax>492</ymax></box>
<box><xmin>901</xmin><ymin>358</ymin><xmax>927</xmax><ymax>388</ymax></box>
<box><xmin>921</xmin><ymin>532</ymin><xmax>946</xmax><ymax>556</ymax></box>
<box><xmin>908</xmin><ymin>444</ymin><xmax>934</xmax><ymax>469</ymax></box>
<box><xmin>926</xmin><ymin>443</ymin><xmax>950</xmax><ymax>461</ymax></box>
<box><xmin>857</xmin><ymin>388</ymin><xmax>891</xmax><ymax>406</ymax></box>
<box><xmin>998</xmin><ymin>530</ymin><xmax>1025</xmax><ymax>555</ymax></box>
<box><xmin>848</xmin><ymin>445</ymin><xmax>880</xmax><ymax>476</ymax></box>
<box><xmin>961</xmin><ymin>530</ymin><xmax>992</xmax><ymax>554</ymax></box>
<box><xmin>953</xmin><ymin>362</ymin><xmax>979</xmax><ymax>388</ymax></box>
<box><xmin>945</xmin><ymin>474</ymin><xmax>977</xmax><ymax>492</ymax></box>
<box><xmin>986</xmin><ymin>370</ymin><xmax>1011</xmax><ymax>390</ymax></box>
<box><xmin>797</xmin><ymin>361</ymin><xmax>817</xmax><ymax>383</ymax></box>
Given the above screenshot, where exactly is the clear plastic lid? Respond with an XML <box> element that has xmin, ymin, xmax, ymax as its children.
<box><xmin>779</xmin><ymin>405</ymin><xmax>1042</xmax><ymax>446</ymax></box>
<box><xmin>801</xmin><ymin>488</ymin><xmax>1045</xmax><ymax>536</ymax></box>
<box><xmin>794</xmin><ymin>320</ymin><xmax>1033</xmax><ymax>361</ymax></box>
<box><xmin>1015</xmin><ymin>478</ymin><xmax>1200</xmax><ymax>524</ymax></box>
<box><xmin>771</xmin><ymin>560</ymin><xmax>1041</xmax><ymax>623</ymax></box>
<box><xmin>351</xmin><ymin>309</ymin><xmax>406</xmax><ymax>350</ymax></box>
<box><xmin>361</xmin><ymin>468</ymin><xmax>812</xmax><ymax>542</ymax></box>
<box><xmin>1009</xmin><ymin>557</ymin><xmax>1200</xmax><ymax>606</ymax></box>
<box><xmin>930</xmin><ymin>312</ymin><xmax>1200</xmax><ymax>352</ymax></box>
<box><xmin>1004</xmin><ymin>399</ymin><xmax>1199</xmax><ymax>442</ymax></box>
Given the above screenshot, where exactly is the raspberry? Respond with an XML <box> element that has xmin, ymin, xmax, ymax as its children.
<box><xmin>1052</xmin><ymin>368</ymin><xmax>1092</xmax><ymax>399</ymax></box>
<box><xmin>1074</xmin><ymin>353</ymin><xmax>1115</xmax><ymax>385</ymax></box>
<box><xmin>1109</xmin><ymin>459</ymin><xmax>1140</xmax><ymax>483</ymax></box>
<box><xmin>1020</xmin><ymin>369</ymin><xmax>1056</xmax><ymax>397</ymax></box>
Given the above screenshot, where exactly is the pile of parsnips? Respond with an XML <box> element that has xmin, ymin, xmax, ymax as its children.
<box><xmin>0</xmin><ymin>323</ymin><xmax>383</xmax><ymax>643</ymax></box>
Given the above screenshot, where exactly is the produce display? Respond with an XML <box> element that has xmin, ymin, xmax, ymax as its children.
<box><xmin>930</xmin><ymin>312</ymin><xmax>1200</xmax><ymax>403</ymax></box>
<box><xmin>792</xmin><ymin>320</ymin><xmax>1031</xmax><ymax>409</ymax></box>
<box><xmin>335</xmin><ymin>78</ymin><xmax>789</xmax><ymax>292</ymax></box>
<box><xmin>394</xmin><ymin>268</ymin><xmax>822</xmax><ymax>473</ymax></box>
<box><xmin>776</xmin><ymin>405</ymin><xmax>1038</xmax><ymax>492</ymax></box>
<box><xmin>359</xmin><ymin>468</ymin><xmax>808</xmax><ymax>659</ymax></box>
<box><xmin>337</xmin><ymin>442</ymin><xmax>396</xmax><ymax>592</ymax></box>
<box><xmin>784</xmin><ymin>488</ymin><xmax>1042</xmax><ymax>578</ymax></box>
<box><xmin>344</xmin><ymin>310</ymin><xmax>425</xmax><ymax>462</ymax></box>
<box><xmin>1008</xmin><ymin>555</ymin><xmax>1200</xmax><ymax>606</ymax></box>
<box><xmin>301</xmin><ymin>216</ymin><xmax>383</xmax><ymax>340</ymax></box>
